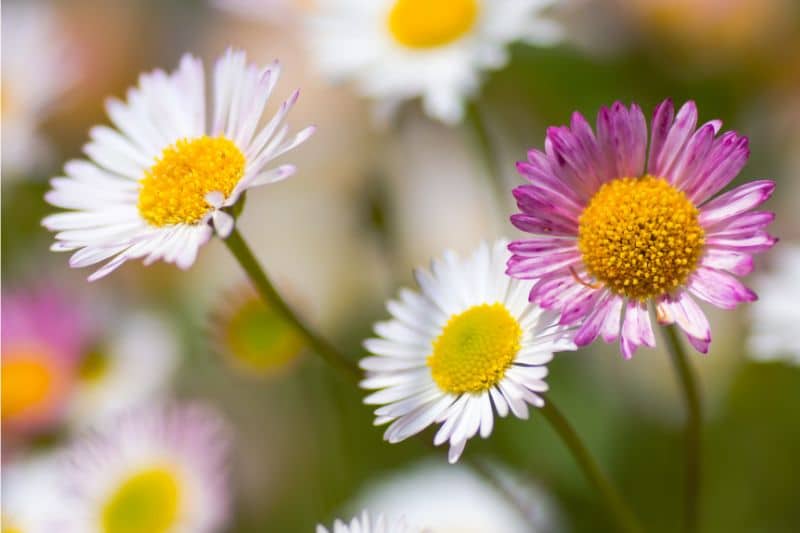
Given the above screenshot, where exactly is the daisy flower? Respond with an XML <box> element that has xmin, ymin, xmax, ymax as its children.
<box><xmin>748</xmin><ymin>245</ymin><xmax>800</xmax><ymax>364</ymax></box>
<box><xmin>1</xmin><ymin>3</ymin><xmax>77</xmax><ymax>177</ymax></box>
<box><xmin>42</xmin><ymin>48</ymin><xmax>314</xmax><ymax>281</ymax></box>
<box><xmin>507</xmin><ymin>99</ymin><xmax>777</xmax><ymax>358</ymax></box>
<box><xmin>317</xmin><ymin>510</ymin><xmax>419</xmax><ymax>533</ymax></box>
<box><xmin>2</xmin><ymin>453</ymin><xmax>64</xmax><ymax>533</ymax></box>
<box><xmin>1</xmin><ymin>288</ymin><xmax>87</xmax><ymax>438</ymax></box>
<box><xmin>210</xmin><ymin>283</ymin><xmax>305</xmax><ymax>379</ymax></box>
<box><xmin>309</xmin><ymin>0</ymin><xmax>562</xmax><ymax>124</ymax></box>
<box><xmin>68</xmin><ymin>312</ymin><xmax>180</xmax><ymax>429</ymax></box>
<box><xmin>361</xmin><ymin>240</ymin><xmax>576</xmax><ymax>463</ymax></box>
<box><xmin>352</xmin><ymin>460</ymin><xmax>557</xmax><ymax>532</ymax></box>
<box><xmin>56</xmin><ymin>404</ymin><xmax>231</xmax><ymax>533</ymax></box>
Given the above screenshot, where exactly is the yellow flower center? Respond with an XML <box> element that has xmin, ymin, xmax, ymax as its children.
<box><xmin>137</xmin><ymin>136</ymin><xmax>245</xmax><ymax>227</ymax></box>
<box><xmin>222</xmin><ymin>297</ymin><xmax>305</xmax><ymax>377</ymax></box>
<box><xmin>102</xmin><ymin>467</ymin><xmax>181</xmax><ymax>533</ymax></box>
<box><xmin>577</xmin><ymin>175</ymin><xmax>705</xmax><ymax>301</ymax></box>
<box><xmin>2</xmin><ymin>516</ymin><xmax>23</xmax><ymax>533</ymax></box>
<box><xmin>427</xmin><ymin>303</ymin><xmax>521</xmax><ymax>394</ymax></box>
<box><xmin>1</xmin><ymin>348</ymin><xmax>56</xmax><ymax>421</ymax></box>
<box><xmin>388</xmin><ymin>0</ymin><xmax>479</xmax><ymax>49</ymax></box>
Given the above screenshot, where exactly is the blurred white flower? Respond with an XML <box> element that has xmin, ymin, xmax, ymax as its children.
<box><xmin>1</xmin><ymin>453</ymin><xmax>64</xmax><ymax>533</ymax></box>
<box><xmin>55</xmin><ymin>404</ymin><xmax>232</xmax><ymax>533</ymax></box>
<box><xmin>352</xmin><ymin>460</ymin><xmax>559</xmax><ymax>532</ymax></box>
<box><xmin>748</xmin><ymin>245</ymin><xmax>800</xmax><ymax>365</ymax></box>
<box><xmin>317</xmin><ymin>510</ymin><xmax>421</xmax><ymax>533</ymax></box>
<box><xmin>1</xmin><ymin>2</ymin><xmax>76</xmax><ymax>178</ymax></box>
<box><xmin>308</xmin><ymin>0</ymin><xmax>562</xmax><ymax>124</ymax></box>
<box><xmin>68</xmin><ymin>312</ymin><xmax>180</xmax><ymax>429</ymax></box>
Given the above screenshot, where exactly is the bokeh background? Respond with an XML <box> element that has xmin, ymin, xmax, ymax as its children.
<box><xmin>2</xmin><ymin>0</ymin><xmax>800</xmax><ymax>532</ymax></box>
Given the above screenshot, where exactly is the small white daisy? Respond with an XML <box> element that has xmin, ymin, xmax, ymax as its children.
<box><xmin>309</xmin><ymin>0</ymin><xmax>562</xmax><ymax>124</ymax></box>
<box><xmin>2</xmin><ymin>453</ymin><xmax>64</xmax><ymax>533</ymax></box>
<box><xmin>317</xmin><ymin>510</ymin><xmax>420</xmax><ymax>533</ymax></box>
<box><xmin>43</xmin><ymin>48</ymin><xmax>314</xmax><ymax>281</ymax></box>
<box><xmin>361</xmin><ymin>240</ymin><xmax>576</xmax><ymax>463</ymax></box>
<box><xmin>748</xmin><ymin>245</ymin><xmax>800</xmax><ymax>365</ymax></box>
<box><xmin>68</xmin><ymin>312</ymin><xmax>180</xmax><ymax>429</ymax></box>
<box><xmin>1</xmin><ymin>2</ymin><xmax>76</xmax><ymax>178</ymax></box>
<box><xmin>56</xmin><ymin>404</ymin><xmax>231</xmax><ymax>533</ymax></box>
<box><xmin>352</xmin><ymin>460</ymin><xmax>558</xmax><ymax>532</ymax></box>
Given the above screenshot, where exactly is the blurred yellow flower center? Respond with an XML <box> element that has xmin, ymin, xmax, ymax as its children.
<box><xmin>78</xmin><ymin>348</ymin><xmax>110</xmax><ymax>383</ymax></box>
<box><xmin>577</xmin><ymin>175</ymin><xmax>705</xmax><ymax>301</ymax></box>
<box><xmin>388</xmin><ymin>0</ymin><xmax>479</xmax><ymax>49</ymax></box>
<box><xmin>2</xmin><ymin>516</ymin><xmax>22</xmax><ymax>533</ymax></box>
<box><xmin>138</xmin><ymin>136</ymin><xmax>245</xmax><ymax>227</ymax></box>
<box><xmin>102</xmin><ymin>467</ymin><xmax>181</xmax><ymax>533</ymax></box>
<box><xmin>427</xmin><ymin>303</ymin><xmax>521</xmax><ymax>394</ymax></box>
<box><xmin>221</xmin><ymin>296</ymin><xmax>305</xmax><ymax>377</ymax></box>
<box><xmin>1</xmin><ymin>349</ymin><xmax>55</xmax><ymax>421</ymax></box>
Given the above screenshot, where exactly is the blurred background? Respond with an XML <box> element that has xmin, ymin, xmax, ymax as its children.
<box><xmin>2</xmin><ymin>0</ymin><xmax>800</xmax><ymax>531</ymax></box>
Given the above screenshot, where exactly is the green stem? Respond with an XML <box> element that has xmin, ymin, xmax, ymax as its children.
<box><xmin>662</xmin><ymin>325</ymin><xmax>702</xmax><ymax>533</ymax></box>
<box><xmin>541</xmin><ymin>402</ymin><xmax>643</xmax><ymax>533</ymax></box>
<box><xmin>225</xmin><ymin>227</ymin><xmax>642</xmax><ymax>533</ymax></box>
<box><xmin>224</xmin><ymin>227</ymin><xmax>361</xmax><ymax>381</ymax></box>
<box><xmin>464</xmin><ymin>101</ymin><xmax>508</xmax><ymax>212</ymax></box>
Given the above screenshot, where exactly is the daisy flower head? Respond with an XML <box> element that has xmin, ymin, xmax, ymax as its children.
<box><xmin>317</xmin><ymin>510</ymin><xmax>421</xmax><ymax>533</ymax></box>
<box><xmin>748</xmin><ymin>244</ymin><xmax>800</xmax><ymax>364</ymax></box>
<box><xmin>508</xmin><ymin>99</ymin><xmax>777</xmax><ymax>358</ymax></box>
<box><xmin>2</xmin><ymin>288</ymin><xmax>87</xmax><ymax>437</ymax></box>
<box><xmin>352</xmin><ymin>460</ymin><xmax>557</xmax><ymax>532</ymax></box>
<box><xmin>309</xmin><ymin>0</ymin><xmax>562</xmax><ymax>124</ymax></box>
<box><xmin>43</xmin><ymin>48</ymin><xmax>314</xmax><ymax>281</ymax></box>
<box><xmin>57</xmin><ymin>403</ymin><xmax>231</xmax><ymax>533</ymax></box>
<box><xmin>210</xmin><ymin>283</ymin><xmax>305</xmax><ymax>379</ymax></box>
<box><xmin>361</xmin><ymin>240</ymin><xmax>576</xmax><ymax>463</ymax></box>
<box><xmin>2</xmin><ymin>2</ymin><xmax>77</xmax><ymax>177</ymax></box>
<box><xmin>69</xmin><ymin>312</ymin><xmax>180</xmax><ymax>429</ymax></box>
<box><xmin>2</xmin><ymin>453</ymin><xmax>64</xmax><ymax>533</ymax></box>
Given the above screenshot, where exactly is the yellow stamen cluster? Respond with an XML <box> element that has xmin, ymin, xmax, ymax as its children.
<box><xmin>138</xmin><ymin>136</ymin><xmax>245</xmax><ymax>227</ymax></box>
<box><xmin>577</xmin><ymin>175</ymin><xmax>705</xmax><ymax>301</ymax></box>
<box><xmin>1</xmin><ymin>349</ymin><xmax>54</xmax><ymax>421</ymax></box>
<box><xmin>388</xmin><ymin>0</ymin><xmax>479</xmax><ymax>49</ymax></box>
<box><xmin>427</xmin><ymin>303</ymin><xmax>521</xmax><ymax>394</ymax></box>
<box><xmin>102</xmin><ymin>467</ymin><xmax>181</xmax><ymax>533</ymax></box>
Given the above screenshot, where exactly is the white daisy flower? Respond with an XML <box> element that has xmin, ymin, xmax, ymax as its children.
<box><xmin>55</xmin><ymin>404</ymin><xmax>231</xmax><ymax>533</ymax></box>
<box><xmin>748</xmin><ymin>245</ymin><xmax>800</xmax><ymax>365</ymax></box>
<box><xmin>42</xmin><ymin>48</ymin><xmax>314</xmax><ymax>281</ymax></box>
<box><xmin>2</xmin><ymin>453</ymin><xmax>64</xmax><ymax>533</ymax></box>
<box><xmin>68</xmin><ymin>312</ymin><xmax>180</xmax><ymax>429</ymax></box>
<box><xmin>361</xmin><ymin>240</ymin><xmax>576</xmax><ymax>463</ymax></box>
<box><xmin>317</xmin><ymin>510</ymin><xmax>420</xmax><ymax>533</ymax></box>
<box><xmin>1</xmin><ymin>2</ymin><xmax>76</xmax><ymax>178</ymax></box>
<box><xmin>309</xmin><ymin>0</ymin><xmax>562</xmax><ymax>124</ymax></box>
<box><xmin>352</xmin><ymin>460</ymin><xmax>558</xmax><ymax>532</ymax></box>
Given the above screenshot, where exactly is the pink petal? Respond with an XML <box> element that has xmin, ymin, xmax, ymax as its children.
<box><xmin>668</xmin><ymin>122</ymin><xmax>715</xmax><ymax>190</ymax></box>
<box><xmin>687</xmin><ymin>133</ymin><xmax>749</xmax><ymax>204</ymax></box>
<box><xmin>700</xmin><ymin>248</ymin><xmax>754</xmax><ymax>276</ymax></box>
<box><xmin>656</xmin><ymin>291</ymin><xmax>710</xmax><ymax>342</ymax></box>
<box><xmin>599</xmin><ymin>296</ymin><xmax>625</xmax><ymax>342</ymax></box>
<box><xmin>687</xmin><ymin>267</ymin><xmax>757</xmax><ymax>309</ymax></box>
<box><xmin>510</xmin><ymin>213</ymin><xmax>578</xmax><ymax>237</ymax></box>
<box><xmin>573</xmin><ymin>291</ymin><xmax>615</xmax><ymax>346</ymax></box>
<box><xmin>652</xmin><ymin>101</ymin><xmax>698</xmax><ymax>180</ymax></box>
<box><xmin>506</xmin><ymin>250</ymin><xmax>582</xmax><ymax>279</ymax></box>
<box><xmin>698</xmin><ymin>180</ymin><xmax>775</xmax><ymax>227</ymax></box>
<box><xmin>647</xmin><ymin>98</ymin><xmax>675</xmax><ymax>173</ymax></box>
<box><xmin>620</xmin><ymin>300</ymin><xmax>656</xmax><ymax>359</ymax></box>
<box><xmin>559</xmin><ymin>288</ymin><xmax>603</xmax><ymax>325</ymax></box>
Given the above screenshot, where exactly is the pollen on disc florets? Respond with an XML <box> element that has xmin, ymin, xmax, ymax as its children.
<box><xmin>427</xmin><ymin>303</ymin><xmax>521</xmax><ymax>394</ymax></box>
<box><xmin>577</xmin><ymin>175</ymin><xmax>705</xmax><ymax>301</ymax></box>
<box><xmin>137</xmin><ymin>136</ymin><xmax>245</xmax><ymax>227</ymax></box>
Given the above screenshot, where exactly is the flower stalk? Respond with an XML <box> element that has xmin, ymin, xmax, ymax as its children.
<box><xmin>662</xmin><ymin>324</ymin><xmax>702</xmax><ymax>533</ymax></box>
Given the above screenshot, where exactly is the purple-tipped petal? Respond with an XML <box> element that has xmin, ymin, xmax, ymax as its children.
<box><xmin>652</xmin><ymin>101</ymin><xmax>698</xmax><ymax>180</ymax></box>
<box><xmin>656</xmin><ymin>291</ymin><xmax>710</xmax><ymax>342</ymax></box>
<box><xmin>701</xmin><ymin>249</ymin><xmax>754</xmax><ymax>276</ymax></box>
<box><xmin>647</xmin><ymin>98</ymin><xmax>675</xmax><ymax>172</ymax></box>
<box><xmin>619</xmin><ymin>300</ymin><xmax>655</xmax><ymax>359</ymax></box>
<box><xmin>698</xmin><ymin>180</ymin><xmax>775</xmax><ymax>227</ymax></box>
<box><xmin>688</xmin><ymin>134</ymin><xmax>749</xmax><ymax>204</ymax></box>
<box><xmin>573</xmin><ymin>291</ymin><xmax>615</xmax><ymax>345</ymax></box>
<box><xmin>687</xmin><ymin>267</ymin><xmax>757</xmax><ymax>309</ymax></box>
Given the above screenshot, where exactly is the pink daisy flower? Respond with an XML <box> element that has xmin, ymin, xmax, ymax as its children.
<box><xmin>507</xmin><ymin>99</ymin><xmax>777</xmax><ymax>358</ymax></box>
<box><xmin>1</xmin><ymin>288</ymin><xmax>87</xmax><ymax>436</ymax></box>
